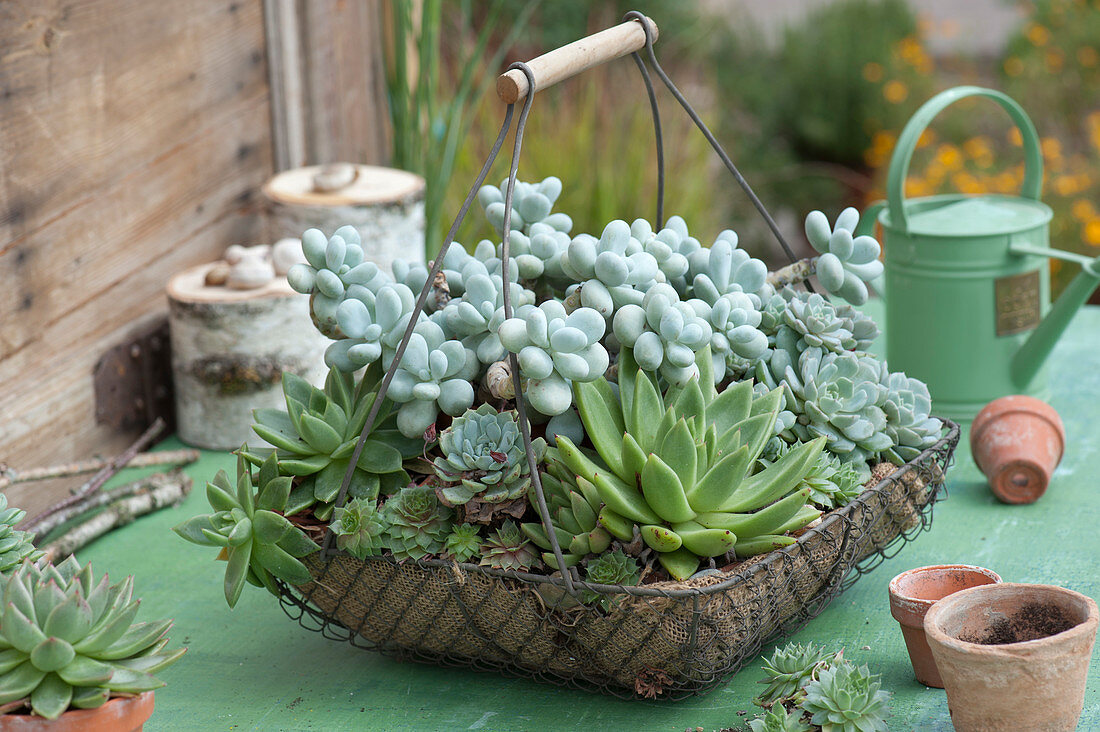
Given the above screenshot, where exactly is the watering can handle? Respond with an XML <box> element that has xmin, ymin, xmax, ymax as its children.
<box><xmin>887</xmin><ymin>86</ymin><xmax>1043</xmax><ymax>234</ymax></box>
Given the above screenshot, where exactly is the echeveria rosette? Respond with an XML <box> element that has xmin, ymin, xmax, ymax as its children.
<box><xmin>384</xmin><ymin>319</ymin><xmax>476</xmax><ymax>438</ymax></box>
<box><xmin>246</xmin><ymin>367</ymin><xmax>419</xmax><ymax>520</ymax></box>
<box><xmin>879</xmin><ymin>369</ymin><xmax>942</xmax><ymax>464</ymax></box>
<box><xmin>772</xmin><ymin>346</ymin><xmax>892</xmax><ymax>465</ymax></box>
<box><xmin>0</xmin><ymin>557</ymin><xmax>185</xmax><ymax>720</ymax></box>
<box><xmin>432</xmin><ymin>405</ymin><xmax>546</xmax><ymax>506</ymax></box>
<box><xmin>329</xmin><ymin>498</ymin><xmax>388</xmax><ymax>559</ymax></box>
<box><xmin>521</xmin><ymin>460</ymin><xmax>611</xmax><ymax>569</ymax></box>
<box><xmin>754</xmin><ymin>641</ymin><xmax>839</xmax><ymax>706</ymax></box>
<box><xmin>781</xmin><ymin>292</ymin><xmax>857</xmax><ymax>354</ymax></box>
<box><xmin>612</xmin><ymin>283</ymin><xmax>713</xmax><ymax>386</ymax></box>
<box><xmin>557</xmin><ymin>353</ymin><xmax>825</xmax><ymax>580</ymax></box>
<box><xmin>800</xmin><ymin>450</ymin><xmax>866</xmax><ymax>509</ymax></box>
<box><xmin>560</xmin><ymin>220</ymin><xmax>661</xmax><ymax>317</ymax></box>
<box><xmin>805</xmin><ymin>208</ymin><xmax>883</xmax><ymax>305</ymax></box>
<box><xmin>497</xmin><ymin>301</ymin><xmax>610</xmax><ymax>416</ymax></box>
<box><xmin>0</xmin><ymin>493</ymin><xmax>44</xmax><ymax>574</ymax></box>
<box><xmin>173</xmin><ymin>452</ymin><xmax>321</xmax><ymax>608</ymax></box>
<box><xmin>383</xmin><ymin>484</ymin><xmax>453</xmax><ymax>561</ymax></box>
<box><xmin>801</xmin><ymin>661</ymin><xmax>891</xmax><ymax>732</ymax></box>
<box><xmin>478</xmin><ymin>176</ymin><xmax>572</xmax><ymax>236</ymax></box>
<box><xmin>832</xmin><ymin>301</ymin><xmax>880</xmax><ymax>353</ymax></box>
<box><xmin>442</xmin><ymin>523</ymin><xmax>482</xmax><ymax>563</ymax></box>
<box><xmin>748</xmin><ymin>707</ymin><xmax>812</xmax><ymax>732</ymax></box>
<box><xmin>581</xmin><ymin>549</ymin><xmax>640</xmax><ymax>611</ymax></box>
<box><xmin>685</xmin><ymin>229</ymin><xmax>768</xmax><ymax>304</ymax></box>
<box><xmin>479</xmin><ymin>520</ymin><xmax>539</xmax><ymax>571</ymax></box>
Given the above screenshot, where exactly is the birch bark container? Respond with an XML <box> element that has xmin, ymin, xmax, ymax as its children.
<box><xmin>167</xmin><ymin>262</ymin><xmax>329</xmax><ymax>450</ymax></box>
<box><xmin>262</xmin><ymin>163</ymin><xmax>426</xmax><ymax>272</ymax></box>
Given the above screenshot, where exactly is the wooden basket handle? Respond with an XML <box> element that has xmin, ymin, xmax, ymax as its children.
<box><xmin>496</xmin><ymin>15</ymin><xmax>659</xmax><ymax>104</ymax></box>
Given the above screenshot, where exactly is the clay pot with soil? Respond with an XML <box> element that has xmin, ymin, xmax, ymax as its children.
<box><xmin>888</xmin><ymin>564</ymin><xmax>1001</xmax><ymax>687</ymax></box>
<box><xmin>924</xmin><ymin>583</ymin><xmax>1098</xmax><ymax>732</ymax></box>
<box><xmin>0</xmin><ymin>692</ymin><xmax>155</xmax><ymax>732</ymax></box>
<box><xmin>970</xmin><ymin>395</ymin><xmax>1065</xmax><ymax>504</ymax></box>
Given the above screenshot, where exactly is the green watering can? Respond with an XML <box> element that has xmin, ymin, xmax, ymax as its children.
<box><xmin>860</xmin><ymin>86</ymin><xmax>1100</xmax><ymax>421</ymax></box>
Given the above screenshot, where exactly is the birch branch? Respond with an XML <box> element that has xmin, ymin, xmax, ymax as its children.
<box><xmin>0</xmin><ymin>449</ymin><xmax>199</xmax><ymax>490</ymax></box>
<box><xmin>39</xmin><ymin>471</ymin><xmax>193</xmax><ymax>562</ymax></box>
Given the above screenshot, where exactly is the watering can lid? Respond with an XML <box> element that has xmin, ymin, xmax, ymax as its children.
<box><xmin>891</xmin><ymin>195</ymin><xmax>1052</xmax><ymax>237</ymax></box>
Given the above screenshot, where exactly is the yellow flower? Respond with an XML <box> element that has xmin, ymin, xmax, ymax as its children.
<box><xmin>906</xmin><ymin>178</ymin><xmax>933</xmax><ymax>197</ymax></box>
<box><xmin>1072</xmin><ymin>199</ymin><xmax>1097</xmax><ymax>221</ymax></box>
<box><xmin>1088</xmin><ymin>112</ymin><xmax>1100</xmax><ymax>152</ymax></box>
<box><xmin>1084</xmin><ymin>219</ymin><xmax>1100</xmax><ymax>247</ymax></box>
<box><xmin>862</xmin><ymin>62</ymin><xmax>885</xmax><ymax>83</ymax></box>
<box><xmin>1004</xmin><ymin>56</ymin><xmax>1025</xmax><ymax>77</ymax></box>
<box><xmin>1008</xmin><ymin>127</ymin><xmax>1024</xmax><ymax>147</ymax></box>
<box><xmin>1079</xmin><ymin>46</ymin><xmax>1099</xmax><ymax>68</ymax></box>
<box><xmin>917</xmin><ymin>129</ymin><xmax>937</xmax><ymax>148</ymax></box>
<box><xmin>963</xmin><ymin>136</ymin><xmax>994</xmax><ymax>168</ymax></box>
<box><xmin>1046</xmin><ymin>49</ymin><xmax>1065</xmax><ymax>72</ymax></box>
<box><xmin>883</xmin><ymin>80</ymin><xmax>908</xmax><ymax>104</ymax></box>
<box><xmin>951</xmin><ymin>171</ymin><xmax>984</xmax><ymax>195</ymax></box>
<box><xmin>1027</xmin><ymin>23</ymin><xmax>1051</xmax><ymax>46</ymax></box>
<box><xmin>936</xmin><ymin>144</ymin><xmax>964</xmax><ymax>171</ymax></box>
<box><xmin>1041</xmin><ymin>137</ymin><xmax>1063</xmax><ymax>160</ymax></box>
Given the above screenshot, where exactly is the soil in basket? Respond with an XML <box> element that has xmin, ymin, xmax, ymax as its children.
<box><xmin>958</xmin><ymin>602</ymin><xmax>1076</xmax><ymax>644</ymax></box>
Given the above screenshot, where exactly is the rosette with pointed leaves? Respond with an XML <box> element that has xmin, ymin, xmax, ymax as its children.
<box><xmin>173</xmin><ymin>452</ymin><xmax>320</xmax><ymax>607</ymax></box>
<box><xmin>556</xmin><ymin>349</ymin><xmax>825</xmax><ymax>580</ymax></box>
<box><xmin>382</xmin><ymin>484</ymin><xmax>453</xmax><ymax>561</ymax></box>
<box><xmin>0</xmin><ymin>557</ymin><xmax>185</xmax><ymax>720</ymax></box>
<box><xmin>478</xmin><ymin>176</ymin><xmax>572</xmax><ymax>236</ymax></box>
<box><xmin>801</xmin><ymin>661</ymin><xmax>891</xmax><ymax>732</ymax></box>
<box><xmin>521</xmin><ymin>457</ymin><xmax>611</xmax><ymax>569</ymax></box>
<box><xmin>805</xmin><ymin>209</ymin><xmax>883</xmax><ymax>305</ymax></box>
<box><xmin>686</xmin><ymin>229</ymin><xmax>768</xmax><ymax>303</ymax></box>
<box><xmin>245</xmin><ymin>367</ymin><xmax>419</xmax><ymax>521</ymax></box>
<box><xmin>762</xmin><ymin>347</ymin><xmax>892</xmax><ymax>465</ymax></box>
<box><xmin>479</xmin><ymin>520</ymin><xmax>538</xmax><ymax>571</ymax></box>
<box><xmin>879</xmin><ymin>369</ymin><xmax>942</xmax><ymax>464</ymax></box>
<box><xmin>613</xmin><ymin>283</ymin><xmax>714</xmax><ymax>387</ymax></box>
<box><xmin>0</xmin><ymin>494</ymin><xmax>43</xmax><ymax>574</ymax></box>
<box><xmin>497</xmin><ymin>301</ymin><xmax>609</xmax><ymax>416</ymax></box>
<box><xmin>832</xmin><ymin>302</ymin><xmax>880</xmax><ymax>353</ymax></box>
<box><xmin>748</xmin><ymin>707</ymin><xmax>812</xmax><ymax>732</ymax></box>
<box><xmin>329</xmin><ymin>498</ymin><xmax>388</xmax><ymax>559</ymax></box>
<box><xmin>781</xmin><ymin>292</ymin><xmax>857</xmax><ymax>354</ymax></box>
<box><xmin>433</xmin><ymin>405</ymin><xmax>545</xmax><ymax>508</ymax></box>
<box><xmin>560</xmin><ymin>220</ymin><xmax>660</xmax><ymax>316</ymax></box>
<box><xmin>798</xmin><ymin>450</ymin><xmax>866</xmax><ymax>510</ymax></box>
<box><xmin>385</xmin><ymin>320</ymin><xmax>476</xmax><ymax>438</ymax></box>
<box><xmin>581</xmin><ymin>549</ymin><xmax>640</xmax><ymax>611</ymax></box>
<box><xmin>442</xmin><ymin>523</ymin><xmax>481</xmax><ymax>563</ymax></box>
<box><xmin>754</xmin><ymin>642</ymin><xmax>838</xmax><ymax>706</ymax></box>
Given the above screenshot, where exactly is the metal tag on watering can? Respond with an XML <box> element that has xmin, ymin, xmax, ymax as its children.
<box><xmin>862</xmin><ymin>86</ymin><xmax>1100</xmax><ymax>422</ymax></box>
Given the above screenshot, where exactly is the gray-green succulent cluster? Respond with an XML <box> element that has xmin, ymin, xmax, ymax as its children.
<box><xmin>433</xmin><ymin>405</ymin><xmax>546</xmax><ymax>508</ymax></box>
<box><xmin>755</xmin><ymin>642</ymin><xmax>839</xmax><ymax>706</ymax></box>
<box><xmin>802</xmin><ymin>662</ymin><xmax>891</xmax><ymax>732</ymax></box>
<box><xmin>479</xmin><ymin>520</ymin><xmax>538</xmax><ymax>571</ymax></box>
<box><xmin>0</xmin><ymin>494</ymin><xmax>43</xmax><ymax>574</ymax></box>
<box><xmin>805</xmin><ymin>208</ymin><xmax>883</xmax><ymax>305</ymax></box>
<box><xmin>442</xmin><ymin>524</ymin><xmax>482</xmax><ymax>563</ymax></box>
<box><xmin>174</xmin><ymin>452</ymin><xmax>320</xmax><ymax>608</ymax></box>
<box><xmin>330</xmin><ymin>498</ymin><xmax>388</xmax><ymax>559</ymax></box>
<box><xmin>0</xmin><ymin>556</ymin><xmax>185</xmax><ymax>719</ymax></box>
<box><xmin>748</xmin><ymin>706</ymin><xmax>813</xmax><ymax>732</ymax></box>
<box><xmin>382</xmin><ymin>484</ymin><xmax>453</xmax><ymax>561</ymax></box>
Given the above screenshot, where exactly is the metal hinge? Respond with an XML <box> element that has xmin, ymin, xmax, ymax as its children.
<box><xmin>93</xmin><ymin>318</ymin><xmax>175</xmax><ymax>432</ymax></box>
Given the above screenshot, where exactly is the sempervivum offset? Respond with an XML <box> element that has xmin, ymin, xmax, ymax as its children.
<box><xmin>383</xmin><ymin>484</ymin><xmax>454</xmax><ymax>560</ymax></box>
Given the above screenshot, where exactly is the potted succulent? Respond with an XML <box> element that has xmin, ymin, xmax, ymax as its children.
<box><xmin>173</xmin><ymin>168</ymin><xmax>956</xmax><ymax>697</ymax></box>
<box><xmin>0</xmin><ymin>495</ymin><xmax>184</xmax><ymax>729</ymax></box>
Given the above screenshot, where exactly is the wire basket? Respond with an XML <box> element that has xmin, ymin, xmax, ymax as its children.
<box><xmin>275</xmin><ymin>420</ymin><xmax>957</xmax><ymax>700</ymax></box>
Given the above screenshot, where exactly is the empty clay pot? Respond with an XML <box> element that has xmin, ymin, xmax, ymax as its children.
<box><xmin>888</xmin><ymin>564</ymin><xmax>1001</xmax><ymax>687</ymax></box>
<box><xmin>970</xmin><ymin>395</ymin><xmax>1065</xmax><ymax>504</ymax></box>
<box><xmin>924</xmin><ymin>583</ymin><xmax>1098</xmax><ymax>732</ymax></box>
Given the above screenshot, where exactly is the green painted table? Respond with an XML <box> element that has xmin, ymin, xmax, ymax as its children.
<box><xmin>77</xmin><ymin>304</ymin><xmax>1100</xmax><ymax>731</ymax></box>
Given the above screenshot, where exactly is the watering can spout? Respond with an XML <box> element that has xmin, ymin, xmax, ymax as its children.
<box><xmin>1012</xmin><ymin>253</ymin><xmax>1100</xmax><ymax>390</ymax></box>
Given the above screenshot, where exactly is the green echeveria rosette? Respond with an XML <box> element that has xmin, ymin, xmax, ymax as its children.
<box><xmin>748</xmin><ymin>706</ymin><xmax>812</xmax><ymax>732</ymax></box>
<box><xmin>801</xmin><ymin>450</ymin><xmax>866</xmax><ymax>509</ymax></box>
<box><xmin>782</xmin><ymin>292</ymin><xmax>857</xmax><ymax>354</ymax></box>
<box><xmin>754</xmin><ymin>641</ymin><xmax>838</xmax><ymax>706</ymax></box>
<box><xmin>0</xmin><ymin>557</ymin><xmax>185</xmax><ymax>720</ymax></box>
<box><xmin>442</xmin><ymin>523</ymin><xmax>482</xmax><ymax>563</ymax></box>
<box><xmin>384</xmin><ymin>319</ymin><xmax>476</xmax><ymax>439</ymax></box>
<box><xmin>612</xmin><ymin>283</ymin><xmax>714</xmax><ymax>387</ymax></box>
<box><xmin>801</xmin><ymin>661</ymin><xmax>891</xmax><ymax>732</ymax></box>
<box><xmin>382</xmin><ymin>484</ymin><xmax>454</xmax><ymax>561</ymax></box>
<box><xmin>832</xmin><ymin>301</ymin><xmax>880</xmax><ymax>352</ymax></box>
<box><xmin>479</xmin><ymin>520</ymin><xmax>539</xmax><ymax>571</ymax></box>
<box><xmin>879</xmin><ymin>368</ymin><xmax>943</xmax><ymax>464</ymax></box>
<box><xmin>497</xmin><ymin>301</ymin><xmax>610</xmax><ymax>416</ymax></box>
<box><xmin>173</xmin><ymin>452</ymin><xmax>321</xmax><ymax>608</ymax></box>
<box><xmin>581</xmin><ymin>549</ymin><xmax>640</xmax><ymax>611</ymax></box>
<box><xmin>0</xmin><ymin>494</ymin><xmax>44</xmax><ymax>574</ymax></box>
<box><xmin>246</xmin><ymin>367</ymin><xmax>419</xmax><ymax>521</ymax></box>
<box><xmin>804</xmin><ymin>208</ymin><xmax>884</xmax><ymax>306</ymax></box>
<box><xmin>330</xmin><ymin>498</ymin><xmax>389</xmax><ymax>559</ymax></box>
<box><xmin>432</xmin><ymin>405</ymin><xmax>545</xmax><ymax>507</ymax></box>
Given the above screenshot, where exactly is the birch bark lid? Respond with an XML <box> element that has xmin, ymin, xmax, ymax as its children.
<box><xmin>262</xmin><ymin>164</ymin><xmax>425</xmax><ymax>208</ymax></box>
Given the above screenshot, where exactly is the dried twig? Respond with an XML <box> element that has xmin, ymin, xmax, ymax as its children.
<box><xmin>19</xmin><ymin>418</ymin><xmax>167</xmax><ymax>532</ymax></box>
<box><xmin>39</xmin><ymin>471</ymin><xmax>192</xmax><ymax>562</ymax></box>
<box><xmin>766</xmin><ymin>257</ymin><xmax>817</xmax><ymax>289</ymax></box>
<box><xmin>0</xmin><ymin>448</ymin><xmax>199</xmax><ymax>490</ymax></box>
<box><xmin>30</xmin><ymin>470</ymin><xmax>189</xmax><ymax>540</ymax></box>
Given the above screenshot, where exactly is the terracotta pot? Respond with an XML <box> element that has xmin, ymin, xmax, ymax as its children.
<box><xmin>888</xmin><ymin>564</ymin><xmax>1001</xmax><ymax>687</ymax></box>
<box><xmin>970</xmin><ymin>395</ymin><xmax>1064</xmax><ymax>504</ymax></box>
<box><xmin>0</xmin><ymin>692</ymin><xmax>155</xmax><ymax>732</ymax></box>
<box><xmin>924</xmin><ymin>583</ymin><xmax>1098</xmax><ymax>732</ymax></box>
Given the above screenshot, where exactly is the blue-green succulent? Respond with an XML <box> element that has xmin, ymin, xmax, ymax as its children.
<box><xmin>560</xmin><ymin>220</ymin><xmax>660</xmax><ymax>316</ymax></box>
<box><xmin>479</xmin><ymin>176</ymin><xmax>572</xmax><ymax>236</ymax></box>
<box><xmin>383</xmin><ymin>484</ymin><xmax>454</xmax><ymax>561</ymax></box>
<box><xmin>442</xmin><ymin>523</ymin><xmax>482</xmax><ymax>563</ymax></box>
<box><xmin>804</xmin><ymin>208</ymin><xmax>883</xmax><ymax>305</ymax></box>
<box><xmin>581</xmin><ymin>549</ymin><xmax>640</xmax><ymax>611</ymax></box>
<box><xmin>879</xmin><ymin>369</ymin><xmax>942</xmax><ymax>464</ymax></box>
<box><xmin>385</xmin><ymin>320</ymin><xmax>476</xmax><ymax>438</ymax></box>
<box><xmin>612</xmin><ymin>283</ymin><xmax>714</xmax><ymax>386</ymax></box>
<box><xmin>330</xmin><ymin>497</ymin><xmax>388</xmax><ymax>559</ymax></box>
<box><xmin>521</xmin><ymin>459</ymin><xmax>611</xmax><ymax>569</ymax></box>
<box><xmin>0</xmin><ymin>494</ymin><xmax>43</xmax><ymax>574</ymax></box>
<box><xmin>801</xmin><ymin>661</ymin><xmax>891</xmax><ymax>732</ymax></box>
